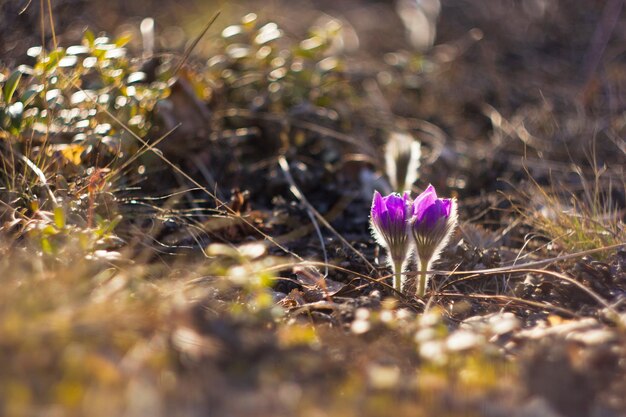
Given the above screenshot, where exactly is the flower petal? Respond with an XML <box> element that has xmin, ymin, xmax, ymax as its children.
<box><xmin>370</xmin><ymin>191</ymin><xmax>411</xmax><ymax>265</ymax></box>
<box><xmin>383</xmin><ymin>193</ymin><xmax>407</xmax><ymax>223</ymax></box>
<box><xmin>371</xmin><ymin>190</ymin><xmax>386</xmax><ymax>220</ymax></box>
<box><xmin>413</xmin><ymin>184</ymin><xmax>437</xmax><ymax>221</ymax></box>
<box><xmin>419</xmin><ymin>199</ymin><xmax>447</xmax><ymax>229</ymax></box>
<box><xmin>440</xmin><ymin>198</ymin><xmax>452</xmax><ymax>217</ymax></box>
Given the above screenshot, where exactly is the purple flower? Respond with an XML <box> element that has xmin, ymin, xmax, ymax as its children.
<box><xmin>370</xmin><ymin>191</ymin><xmax>412</xmax><ymax>291</ymax></box>
<box><xmin>411</xmin><ymin>185</ymin><xmax>458</xmax><ymax>297</ymax></box>
<box><xmin>413</xmin><ymin>185</ymin><xmax>453</xmax><ymax>230</ymax></box>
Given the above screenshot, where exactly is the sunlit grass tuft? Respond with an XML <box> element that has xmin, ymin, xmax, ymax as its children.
<box><xmin>513</xmin><ymin>162</ymin><xmax>624</xmax><ymax>257</ymax></box>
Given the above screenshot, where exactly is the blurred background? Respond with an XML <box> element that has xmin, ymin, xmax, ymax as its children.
<box><xmin>5</xmin><ymin>0</ymin><xmax>623</xmax><ymax>166</ymax></box>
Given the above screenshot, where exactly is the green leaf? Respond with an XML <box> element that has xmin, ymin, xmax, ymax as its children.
<box><xmin>20</xmin><ymin>86</ymin><xmax>40</xmax><ymax>106</ymax></box>
<box><xmin>42</xmin><ymin>225</ymin><xmax>58</xmax><ymax>236</ymax></box>
<box><xmin>7</xmin><ymin>102</ymin><xmax>23</xmax><ymax>131</ymax></box>
<box><xmin>114</xmin><ymin>33</ymin><xmax>133</xmax><ymax>48</ymax></box>
<box><xmin>53</xmin><ymin>206</ymin><xmax>66</xmax><ymax>229</ymax></box>
<box><xmin>44</xmin><ymin>49</ymin><xmax>65</xmax><ymax>73</ymax></box>
<box><xmin>41</xmin><ymin>237</ymin><xmax>54</xmax><ymax>255</ymax></box>
<box><xmin>84</xmin><ymin>29</ymin><xmax>95</xmax><ymax>47</ymax></box>
<box><xmin>3</xmin><ymin>69</ymin><xmax>22</xmax><ymax>103</ymax></box>
<box><xmin>107</xmin><ymin>215</ymin><xmax>122</xmax><ymax>233</ymax></box>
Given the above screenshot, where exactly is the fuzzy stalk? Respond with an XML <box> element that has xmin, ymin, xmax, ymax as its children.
<box><xmin>392</xmin><ymin>259</ymin><xmax>403</xmax><ymax>292</ymax></box>
<box><xmin>417</xmin><ymin>258</ymin><xmax>429</xmax><ymax>298</ymax></box>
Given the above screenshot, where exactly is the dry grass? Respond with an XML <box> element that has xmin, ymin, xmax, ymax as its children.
<box><xmin>512</xmin><ymin>159</ymin><xmax>624</xmax><ymax>257</ymax></box>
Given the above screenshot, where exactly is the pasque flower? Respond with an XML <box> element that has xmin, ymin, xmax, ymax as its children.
<box><xmin>370</xmin><ymin>191</ymin><xmax>412</xmax><ymax>292</ymax></box>
<box><xmin>411</xmin><ymin>185</ymin><xmax>458</xmax><ymax>297</ymax></box>
<box><xmin>385</xmin><ymin>131</ymin><xmax>421</xmax><ymax>193</ymax></box>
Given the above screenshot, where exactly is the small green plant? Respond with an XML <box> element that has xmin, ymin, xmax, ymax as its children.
<box><xmin>0</xmin><ymin>30</ymin><xmax>177</xmax><ymax>254</ymax></box>
<box><xmin>206</xmin><ymin>13</ymin><xmax>353</xmax><ymax>112</ymax></box>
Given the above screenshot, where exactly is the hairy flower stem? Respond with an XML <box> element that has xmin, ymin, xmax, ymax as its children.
<box><xmin>393</xmin><ymin>260</ymin><xmax>403</xmax><ymax>292</ymax></box>
<box><xmin>417</xmin><ymin>259</ymin><xmax>429</xmax><ymax>298</ymax></box>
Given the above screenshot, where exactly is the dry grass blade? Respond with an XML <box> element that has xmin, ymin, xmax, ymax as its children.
<box><xmin>483</xmin><ymin>103</ymin><xmax>549</xmax><ymax>151</ymax></box>
<box><xmin>46</xmin><ymin>0</ymin><xmax>57</xmax><ymax>48</ymax></box>
<box><xmin>172</xmin><ymin>11</ymin><xmax>221</xmax><ymax>77</ymax></box>
<box><xmin>435</xmin><ymin>243</ymin><xmax>625</xmax><ymax>276</ymax></box>
<box><xmin>108</xmin><ymin>124</ymin><xmax>181</xmax><ymax>183</ymax></box>
<box><xmin>278</xmin><ymin>156</ymin><xmax>378</xmax><ymax>276</ymax></box>
<box><xmin>66</xmin><ymin>79</ymin><xmax>299</xmax><ymax>259</ymax></box>
<box><xmin>218</xmin><ymin>108</ymin><xmax>378</xmax><ymax>159</ymax></box>
<box><xmin>435</xmin><ymin>293</ymin><xmax>580</xmax><ymax>318</ymax></box>
<box><xmin>258</xmin><ymin>260</ymin><xmax>409</xmax><ymax>299</ymax></box>
<box><xmin>0</xmin><ymin>143</ymin><xmax>58</xmax><ymax>207</ymax></box>
<box><xmin>274</xmin><ymin>194</ymin><xmax>352</xmax><ymax>244</ymax></box>
<box><xmin>278</xmin><ymin>156</ymin><xmax>328</xmax><ymax>276</ymax></box>
<box><xmin>18</xmin><ymin>0</ymin><xmax>33</xmax><ymax>14</ymax></box>
<box><xmin>438</xmin><ymin>266</ymin><xmax>622</xmax><ymax>324</ymax></box>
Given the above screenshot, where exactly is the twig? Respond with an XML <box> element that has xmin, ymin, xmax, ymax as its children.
<box><xmin>191</xmin><ymin>155</ymin><xmax>225</xmax><ymax>202</ymax></box>
<box><xmin>56</xmin><ymin>48</ymin><xmax>301</xmax><ymax>260</ymax></box>
<box><xmin>172</xmin><ymin>11</ymin><xmax>221</xmax><ymax>77</ymax></box>
<box><xmin>46</xmin><ymin>0</ymin><xmax>57</xmax><ymax>49</ymax></box>
<box><xmin>278</xmin><ymin>156</ymin><xmax>328</xmax><ymax>276</ymax></box>
<box><xmin>433</xmin><ymin>242</ymin><xmax>625</xmax><ymax>276</ymax></box>
<box><xmin>278</xmin><ymin>156</ymin><xmax>379</xmax><ymax>276</ymax></box>
<box><xmin>1</xmin><ymin>143</ymin><xmax>58</xmax><ymax>207</ymax></box>
<box><xmin>434</xmin><ymin>292</ymin><xmax>580</xmax><ymax>318</ymax></box>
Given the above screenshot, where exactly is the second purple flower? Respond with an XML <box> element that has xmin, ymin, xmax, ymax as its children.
<box><xmin>411</xmin><ymin>185</ymin><xmax>458</xmax><ymax>297</ymax></box>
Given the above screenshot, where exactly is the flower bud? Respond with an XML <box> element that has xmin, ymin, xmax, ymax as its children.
<box><xmin>370</xmin><ymin>191</ymin><xmax>412</xmax><ymax>291</ymax></box>
<box><xmin>411</xmin><ymin>185</ymin><xmax>458</xmax><ymax>296</ymax></box>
